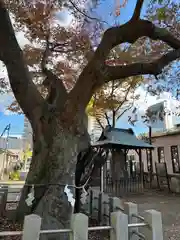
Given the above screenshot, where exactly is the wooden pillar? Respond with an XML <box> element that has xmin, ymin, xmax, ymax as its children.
<box><xmin>148</xmin><ymin>126</ymin><xmax>153</xmax><ymax>187</ymax></box>
<box><xmin>129</xmin><ymin>158</ymin><xmax>133</xmax><ymax>178</ymax></box>
<box><xmin>139</xmin><ymin>148</ymin><xmax>143</xmax><ymax>182</ymax></box>
<box><xmin>100</xmin><ymin>166</ymin><xmax>104</xmax><ymax>193</ymax></box>
<box><xmin>124</xmin><ymin>149</ymin><xmax>127</xmax><ymax>178</ymax></box>
<box><xmin>103</xmin><ymin>157</ymin><xmax>107</xmax><ymax>192</ymax></box>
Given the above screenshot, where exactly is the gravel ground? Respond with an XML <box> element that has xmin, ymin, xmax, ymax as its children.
<box><xmin>124</xmin><ymin>190</ymin><xmax>180</xmax><ymax>240</ymax></box>
<box><xmin>0</xmin><ymin>217</ymin><xmax>21</xmax><ymax>240</ymax></box>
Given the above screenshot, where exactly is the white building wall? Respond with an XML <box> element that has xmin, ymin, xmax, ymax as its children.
<box><xmin>88</xmin><ymin>116</ymin><xmax>106</xmax><ymax>142</ymax></box>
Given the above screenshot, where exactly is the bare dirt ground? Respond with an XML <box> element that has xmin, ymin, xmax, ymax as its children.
<box><xmin>124</xmin><ymin>190</ymin><xmax>180</xmax><ymax>240</ymax></box>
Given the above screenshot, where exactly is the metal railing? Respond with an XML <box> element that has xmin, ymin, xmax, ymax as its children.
<box><xmin>0</xmin><ymin>222</ymin><xmax>149</xmax><ymax>237</ymax></box>
<box><xmin>0</xmin><ymin>186</ymin><xmax>164</xmax><ymax>240</ymax></box>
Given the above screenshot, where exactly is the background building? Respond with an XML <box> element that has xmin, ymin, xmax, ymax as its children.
<box><xmin>0</xmin><ymin>136</ymin><xmax>23</xmax><ymax>150</ymax></box>
<box><xmin>147</xmin><ymin>98</ymin><xmax>180</xmax><ymax>133</ymax></box>
<box><xmin>134</xmin><ymin>129</ymin><xmax>180</xmax><ymax>175</ymax></box>
<box><xmin>0</xmin><ymin>136</ymin><xmax>23</xmax><ymax>179</ymax></box>
<box><xmin>126</xmin><ymin>97</ymin><xmax>180</xmax><ymax>175</ymax></box>
<box><xmin>22</xmin><ymin>117</ymin><xmax>33</xmax><ymax>150</ymax></box>
<box><xmin>88</xmin><ymin>116</ymin><xmax>106</xmax><ymax>142</ymax></box>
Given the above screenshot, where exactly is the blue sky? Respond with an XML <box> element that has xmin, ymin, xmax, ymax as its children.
<box><xmin>0</xmin><ymin>0</ymin><xmax>178</xmax><ymax>137</ymax></box>
<box><xmin>94</xmin><ymin>0</ymin><xmax>148</xmax><ymax>25</ymax></box>
<box><xmin>0</xmin><ymin>94</ymin><xmax>24</xmax><ymax>136</ymax></box>
<box><xmin>0</xmin><ymin>112</ymin><xmax>24</xmax><ymax>136</ymax></box>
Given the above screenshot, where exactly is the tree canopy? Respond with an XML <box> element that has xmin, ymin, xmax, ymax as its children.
<box><xmin>1</xmin><ymin>0</ymin><xmax>178</xmax><ymax>129</ymax></box>
<box><xmin>87</xmin><ymin>75</ymin><xmax>142</xmax><ymax>128</ymax></box>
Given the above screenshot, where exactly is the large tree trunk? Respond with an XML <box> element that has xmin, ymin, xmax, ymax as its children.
<box><xmin>16</xmin><ymin>115</ymin><xmax>90</xmax><ymax>240</ymax></box>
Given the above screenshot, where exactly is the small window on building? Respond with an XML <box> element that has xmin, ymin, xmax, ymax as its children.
<box><xmin>157</xmin><ymin>147</ymin><xmax>165</xmax><ymax>163</ymax></box>
<box><xmin>171</xmin><ymin>146</ymin><xmax>180</xmax><ymax>173</ymax></box>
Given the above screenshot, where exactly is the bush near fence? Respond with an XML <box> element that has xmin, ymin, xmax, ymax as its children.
<box><xmin>0</xmin><ymin>187</ymin><xmax>164</xmax><ymax>240</ymax></box>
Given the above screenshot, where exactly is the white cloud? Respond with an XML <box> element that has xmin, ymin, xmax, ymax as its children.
<box><xmin>0</xmin><ymin>93</ymin><xmax>15</xmax><ymax>115</ymax></box>
<box><xmin>3</xmin><ymin>109</ymin><xmax>17</xmax><ymax>115</ymax></box>
<box><xmin>134</xmin><ymin>87</ymin><xmax>160</xmax><ymax>112</ymax></box>
<box><xmin>55</xmin><ymin>9</ymin><xmax>73</xmax><ymax>26</ymax></box>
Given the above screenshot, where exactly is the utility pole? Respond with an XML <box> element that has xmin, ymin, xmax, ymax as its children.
<box><xmin>0</xmin><ymin>124</ymin><xmax>11</xmax><ymax>180</ymax></box>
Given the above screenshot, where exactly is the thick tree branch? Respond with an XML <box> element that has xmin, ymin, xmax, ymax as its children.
<box><xmin>153</xmin><ymin>27</ymin><xmax>180</xmax><ymax>49</ymax></box>
<box><xmin>69</xmin><ymin>21</ymin><xmax>154</xmax><ymax>110</ymax></box>
<box><xmin>94</xmin><ymin>20</ymin><xmax>180</xmax><ymax>64</ymax></box>
<box><xmin>0</xmin><ymin>1</ymin><xmax>45</xmax><ymax>126</ymax></box>
<box><xmin>69</xmin><ymin>19</ymin><xmax>180</xmax><ymax>113</ymax></box>
<box><xmin>106</xmin><ymin>48</ymin><xmax>180</xmax><ymax>81</ymax></box>
<box><xmin>131</xmin><ymin>0</ymin><xmax>145</xmax><ymax>21</ymax></box>
<box><xmin>41</xmin><ymin>36</ymin><xmax>67</xmax><ymax>108</ymax></box>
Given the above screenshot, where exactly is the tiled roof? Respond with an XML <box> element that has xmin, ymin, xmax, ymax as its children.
<box><xmin>92</xmin><ymin>126</ymin><xmax>154</xmax><ymax>149</ymax></box>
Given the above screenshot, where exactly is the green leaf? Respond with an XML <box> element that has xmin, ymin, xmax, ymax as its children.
<box><xmin>157</xmin><ymin>7</ymin><xmax>166</xmax><ymax>20</ymax></box>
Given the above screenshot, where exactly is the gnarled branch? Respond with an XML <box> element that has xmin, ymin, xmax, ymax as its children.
<box><xmin>69</xmin><ymin>18</ymin><xmax>180</xmax><ymax>114</ymax></box>
<box><xmin>0</xmin><ymin>1</ymin><xmax>45</xmax><ymax>128</ymax></box>
<box><xmin>41</xmin><ymin>35</ymin><xmax>67</xmax><ymax>109</ymax></box>
<box><xmin>106</xmin><ymin>48</ymin><xmax>180</xmax><ymax>82</ymax></box>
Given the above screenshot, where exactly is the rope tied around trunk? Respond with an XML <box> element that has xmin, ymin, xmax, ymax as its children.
<box><xmin>11</xmin><ymin>176</ymin><xmax>91</xmax><ymax>208</ymax></box>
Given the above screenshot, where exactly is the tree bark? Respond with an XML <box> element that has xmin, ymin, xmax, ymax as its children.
<box><xmin>16</xmin><ymin>115</ymin><xmax>90</xmax><ymax>240</ymax></box>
